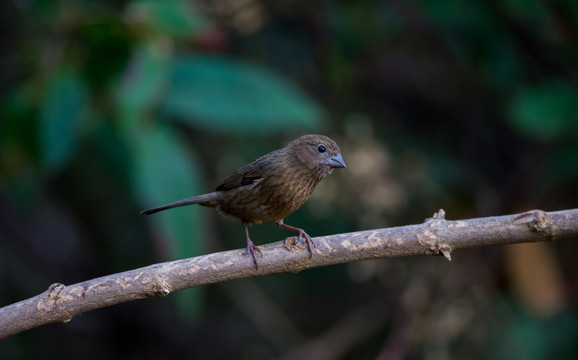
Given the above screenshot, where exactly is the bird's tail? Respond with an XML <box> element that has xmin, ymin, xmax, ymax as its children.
<box><xmin>140</xmin><ymin>193</ymin><xmax>219</xmax><ymax>215</ymax></box>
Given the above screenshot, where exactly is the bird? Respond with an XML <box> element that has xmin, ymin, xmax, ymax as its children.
<box><xmin>140</xmin><ymin>134</ymin><xmax>346</xmax><ymax>269</ymax></box>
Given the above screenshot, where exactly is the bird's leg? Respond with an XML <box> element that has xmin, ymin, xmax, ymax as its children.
<box><xmin>274</xmin><ymin>220</ymin><xmax>315</xmax><ymax>258</ymax></box>
<box><xmin>243</xmin><ymin>221</ymin><xmax>262</xmax><ymax>269</ymax></box>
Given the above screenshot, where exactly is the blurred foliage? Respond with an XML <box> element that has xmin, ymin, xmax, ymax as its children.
<box><xmin>509</xmin><ymin>82</ymin><xmax>578</xmax><ymax>140</ymax></box>
<box><xmin>162</xmin><ymin>55</ymin><xmax>324</xmax><ymax>132</ymax></box>
<box><xmin>1</xmin><ymin>0</ymin><xmax>578</xmax><ymax>359</ymax></box>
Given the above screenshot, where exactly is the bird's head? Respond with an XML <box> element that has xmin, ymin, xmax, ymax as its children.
<box><xmin>287</xmin><ymin>134</ymin><xmax>346</xmax><ymax>178</ymax></box>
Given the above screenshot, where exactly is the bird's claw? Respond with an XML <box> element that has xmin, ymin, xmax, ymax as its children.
<box><xmin>276</xmin><ymin>221</ymin><xmax>316</xmax><ymax>258</ymax></box>
<box><xmin>244</xmin><ymin>243</ymin><xmax>263</xmax><ymax>270</ymax></box>
<box><xmin>296</xmin><ymin>230</ymin><xmax>315</xmax><ymax>259</ymax></box>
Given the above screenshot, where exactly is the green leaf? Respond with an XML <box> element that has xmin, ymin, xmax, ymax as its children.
<box><xmin>90</xmin><ymin>120</ymin><xmax>133</xmax><ymax>191</ymax></box>
<box><xmin>128</xmin><ymin>0</ymin><xmax>208</xmax><ymax>37</ymax></box>
<box><xmin>130</xmin><ymin>123</ymin><xmax>206</xmax><ymax>317</ymax></box>
<box><xmin>131</xmin><ymin>123</ymin><xmax>204</xmax><ymax>257</ymax></box>
<box><xmin>508</xmin><ymin>83</ymin><xmax>578</xmax><ymax>140</ymax></box>
<box><xmin>39</xmin><ymin>69</ymin><xmax>88</xmax><ymax>172</ymax></box>
<box><xmin>115</xmin><ymin>41</ymin><xmax>170</xmax><ymax>129</ymax></box>
<box><xmin>160</xmin><ymin>55</ymin><xmax>325</xmax><ymax>133</ymax></box>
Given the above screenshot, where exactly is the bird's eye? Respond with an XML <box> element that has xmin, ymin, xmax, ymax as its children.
<box><xmin>317</xmin><ymin>144</ymin><xmax>326</xmax><ymax>153</ymax></box>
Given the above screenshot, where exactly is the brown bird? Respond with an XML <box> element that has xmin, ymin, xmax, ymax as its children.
<box><xmin>141</xmin><ymin>134</ymin><xmax>346</xmax><ymax>268</ymax></box>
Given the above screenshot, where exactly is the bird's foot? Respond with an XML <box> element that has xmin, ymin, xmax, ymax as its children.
<box><xmin>244</xmin><ymin>241</ymin><xmax>263</xmax><ymax>270</ymax></box>
<box><xmin>295</xmin><ymin>229</ymin><xmax>315</xmax><ymax>259</ymax></box>
<box><xmin>276</xmin><ymin>221</ymin><xmax>316</xmax><ymax>258</ymax></box>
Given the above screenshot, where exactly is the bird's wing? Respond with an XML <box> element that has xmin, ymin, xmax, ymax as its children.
<box><xmin>215</xmin><ymin>155</ymin><xmax>273</xmax><ymax>191</ymax></box>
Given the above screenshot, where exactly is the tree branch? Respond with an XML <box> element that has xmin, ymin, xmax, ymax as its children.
<box><xmin>1</xmin><ymin>208</ymin><xmax>577</xmax><ymax>339</ymax></box>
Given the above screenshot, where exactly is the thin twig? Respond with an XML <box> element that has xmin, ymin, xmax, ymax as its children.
<box><xmin>1</xmin><ymin>208</ymin><xmax>577</xmax><ymax>339</ymax></box>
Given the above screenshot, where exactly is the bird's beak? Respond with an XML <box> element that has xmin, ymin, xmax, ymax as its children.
<box><xmin>328</xmin><ymin>154</ymin><xmax>346</xmax><ymax>168</ymax></box>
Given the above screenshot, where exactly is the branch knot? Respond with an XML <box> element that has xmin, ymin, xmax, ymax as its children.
<box><xmin>150</xmin><ymin>276</ymin><xmax>171</xmax><ymax>297</ymax></box>
<box><xmin>417</xmin><ymin>229</ymin><xmax>452</xmax><ymax>261</ymax></box>
<box><xmin>37</xmin><ymin>283</ymin><xmax>66</xmax><ymax>313</ymax></box>
<box><xmin>513</xmin><ymin>209</ymin><xmax>554</xmax><ymax>239</ymax></box>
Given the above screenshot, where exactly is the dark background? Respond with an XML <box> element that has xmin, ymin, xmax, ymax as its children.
<box><xmin>1</xmin><ymin>0</ymin><xmax>578</xmax><ymax>359</ymax></box>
